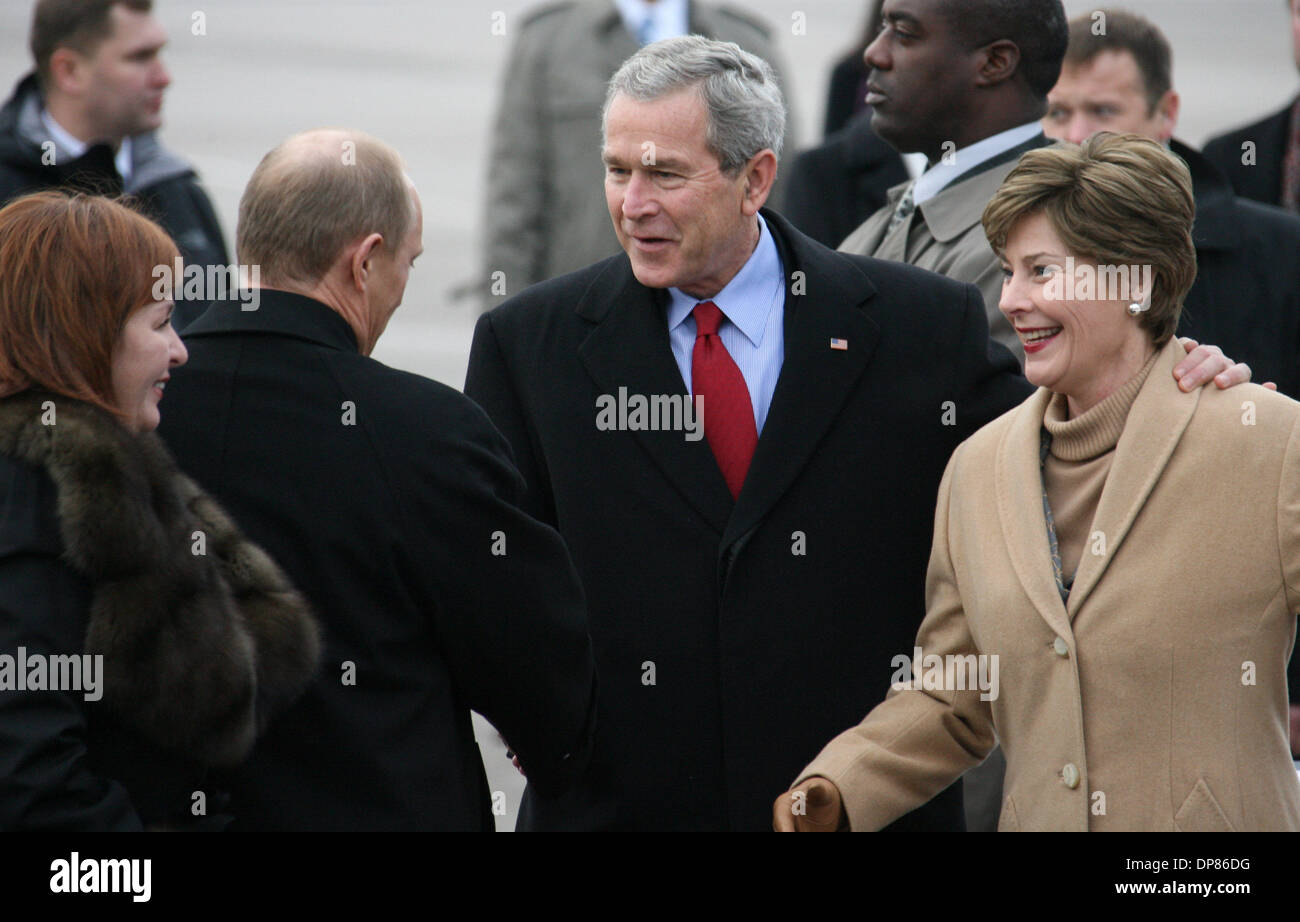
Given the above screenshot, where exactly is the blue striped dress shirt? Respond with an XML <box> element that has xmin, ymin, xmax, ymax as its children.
<box><xmin>666</xmin><ymin>213</ymin><xmax>786</xmax><ymax>435</ymax></box>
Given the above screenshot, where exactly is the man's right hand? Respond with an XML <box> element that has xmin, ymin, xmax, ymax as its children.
<box><xmin>772</xmin><ymin>777</ymin><xmax>848</xmax><ymax>832</ymax></box>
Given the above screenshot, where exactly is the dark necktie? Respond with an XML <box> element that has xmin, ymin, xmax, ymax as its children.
<box><xmin>691</xmin><ymin>300</ymin><xmax>757</xmax><ymax>500</ymax></box>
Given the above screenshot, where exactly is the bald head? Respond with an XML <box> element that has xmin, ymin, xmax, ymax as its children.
<box><xmin>237</xmin><ymin>128</ymin><xmax>413</xmax><ymax>287</ymax></box>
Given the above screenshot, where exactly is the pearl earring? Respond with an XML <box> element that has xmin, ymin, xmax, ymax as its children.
<box><xmin>1127</xmin><ymin>302</ymin><xmax>1142</xmax><ymax>316</ymax></box>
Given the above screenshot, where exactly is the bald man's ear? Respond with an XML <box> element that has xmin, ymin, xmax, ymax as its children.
<box><xmin>349</xmin><ymin>233</ymin><xmax>384</xmax><ymax>292</ymax></box>
<box><xmin>975</xmin><ymin>39</ymin><xmax>1021</xmax><ymax>88</ymax></box>
<box><xmin>740</xmin><ymin>150</ymin><xmax>778</xmax><ymax>216</ymax></box>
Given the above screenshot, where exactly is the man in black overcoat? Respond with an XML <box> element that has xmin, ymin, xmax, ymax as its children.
<box><xmin>158</xmin><ymin>129</ymin><xmax>597</xmax><ymax>830</ymax></box>
<box><xmin>466</xmin><ymin>34</ymin><xmax>1033</xmax><ymax>832</ymax></box>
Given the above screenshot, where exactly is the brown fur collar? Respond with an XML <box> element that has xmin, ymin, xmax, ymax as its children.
<box><xmin>0</xmin><ymin>391</ymin><xmax>321</xmax><ymax>766</ymax></box>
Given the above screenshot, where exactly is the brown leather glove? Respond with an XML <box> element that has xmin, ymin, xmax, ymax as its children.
<box><xmin>772</xmin><ymin>777</ymin><xmax>848</xmax><ymax>831</ymax></box>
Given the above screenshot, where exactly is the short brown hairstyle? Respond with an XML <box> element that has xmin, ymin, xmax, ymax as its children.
<box><xmin>982</xmin><ymin>132</ymin><xmax>1196</xmax><ymax>346</ymax></box>
<box><xmin>236</xmin><ymin>129</ymin><xmax>412</xmax><ymax>287</ymax></box>
<box><xmin>30</xmin><ymin>0</ymin><xmax>152</xmax><ymax>88</ymax></box>
<box><xmin>1064</xmin><ymin>9</ymin><xmax>1172</xmax><ymax>113</ymax></box>
<box><xmin>0</xmin><ymin>191</ymin><xmax>179</xmax><ymax>418</ymax></box>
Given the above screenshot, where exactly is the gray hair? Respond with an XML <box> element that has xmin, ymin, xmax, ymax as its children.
<box><xmin>602</xmin><ymin>35</ymin><xmax>786</xmax><ymax>174</ymax></box>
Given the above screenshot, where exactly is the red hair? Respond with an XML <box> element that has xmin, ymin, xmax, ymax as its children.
<box><xmin>0</xmin><ymin>191</ymin><xmax>179</xmax><ymax>418</ymax></box>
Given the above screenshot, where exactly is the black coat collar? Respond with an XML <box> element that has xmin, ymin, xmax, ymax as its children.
<box><xmin>184</xmin><ymin>288</ymin><xmax>360</xmax><ymax>352</ymax></box>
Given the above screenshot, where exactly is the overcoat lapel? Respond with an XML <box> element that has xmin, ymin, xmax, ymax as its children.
<box><xmin>721</xmin><ymin>212</ymin><xmax>880</xmax><ymax>551</ymax></box>
<box><xmin>996</xmin><ymin>386</ymin><xmax>1072</xmax><ymax>639</ymax></box>
<box><xmin>1065</xmin><ymin>339</ymin><xmax>1200</xmax><ymax>618</ymax></box>
<box><xmin>577</xmin><ymin>259</ymin><xmax>735</xmax><ymax>535</ymax></box>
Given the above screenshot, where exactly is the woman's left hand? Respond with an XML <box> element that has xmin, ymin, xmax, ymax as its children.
<box><xmin>1173</xmin><ymin>338</ymin><xmax>1276</xmax><ymax>392</ymax></box>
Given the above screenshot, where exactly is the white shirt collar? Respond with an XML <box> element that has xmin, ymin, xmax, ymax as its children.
<box><xmin>613</xmin><ymin>0</ymin><xmax>690</xmax><ymax>44</ymax></box>
<box><xmin>40</xmin><ymin>108</ymin><xmax>132</xmax><ymax>182</ymax></box>
<box><xmin>911</xmin><ymin>121</ymin><xmax>1040</xmax><ymax>205</ymax></box>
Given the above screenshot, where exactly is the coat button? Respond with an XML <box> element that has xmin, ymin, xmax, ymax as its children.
<box><xmin>1062</xmin><ymin>763</ymin><xmax>1080</xmax><ymax>789</ymax></box>
<box><xmin>1053</xmin><ymin>636</ymin><xmax>1070</xmax><ymax>657</ymax></box>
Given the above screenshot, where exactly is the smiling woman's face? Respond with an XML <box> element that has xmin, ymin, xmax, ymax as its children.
<box><xmin>998</xmin><ymin>211</ymin><xmax>1155</xmax><ymax>414</ymax></box>
<box><xmin>110</xmin><ymin>299</ymin><xmax>187</xmax><ymax>432</ymax></box>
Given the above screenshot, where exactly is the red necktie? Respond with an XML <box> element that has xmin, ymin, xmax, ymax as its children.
<box><xmin>691</xmin><ymin>300</ymin><xmax>758</xmax><ymax>500</ymax></box>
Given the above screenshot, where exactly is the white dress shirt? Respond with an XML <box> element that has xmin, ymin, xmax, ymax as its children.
<box><xmin>40</xmin><ymin>108</ymin><xmax>132</xmax><ymax>183</ymax></box>
<box><xmin>911</xmin><ymin>120</ymin><xmax>1041</xmax><ymax>205</ymax></box>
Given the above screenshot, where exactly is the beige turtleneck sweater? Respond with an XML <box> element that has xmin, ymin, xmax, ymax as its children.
<box><xmin>1041</xmin><ymin>350</ymin><xmax>1160</xmax><ymax>584</ymax></box>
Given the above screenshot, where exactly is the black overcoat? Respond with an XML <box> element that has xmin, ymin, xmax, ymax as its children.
<box><xmin>1202</xmin><ymin>103</ymin><xmax>1292</xmax><ymax>210</ymax></box>
<box><xmin>465</xmin><ymin>209</ymin><xmax>1031</xmax><ymax>830</ymax></box>
<box><xmin>158</xmin><ymin>290</ymin><xmax>597</xmax><ymax>830</ymax></box>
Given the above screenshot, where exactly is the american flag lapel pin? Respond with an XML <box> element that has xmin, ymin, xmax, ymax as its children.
<box><xmin>830</xmin><ymin>338</ymin><xmax>848</xmax><ymax>351</ymax></box>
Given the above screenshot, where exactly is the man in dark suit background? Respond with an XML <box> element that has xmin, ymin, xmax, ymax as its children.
<box><xmin>1203</xmin><ymin>0</ymin><xmax>1300</xmax><ymax>213</ymax></box>
<box><xmin>158</xmin><ymin>129</ymin><xmax>596</xmax><ymax>830</ymax></box>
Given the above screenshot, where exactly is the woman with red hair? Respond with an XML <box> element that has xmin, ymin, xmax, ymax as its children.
<box><xmin>0</xmin><ymin>191</ymin><xmax>319</xmax><ymax>829</ymax></box>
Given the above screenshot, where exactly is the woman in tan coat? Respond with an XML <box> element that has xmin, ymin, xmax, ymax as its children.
<box><xmin>774</xmin><ymin>133</ymin><xmax>1300</xmax><ymax>832</ymax></box>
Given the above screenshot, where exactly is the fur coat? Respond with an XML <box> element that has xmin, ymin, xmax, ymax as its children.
<box><xmin>0</xmin><ymin>390</ymin><xmax>320</xmax><ymax>771</ymax></box>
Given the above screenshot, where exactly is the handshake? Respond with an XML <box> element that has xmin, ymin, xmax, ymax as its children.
<box><xmin>772</xmin><ymin>777</ymin><xmax>850</xmax><ymax>832</ymax></box>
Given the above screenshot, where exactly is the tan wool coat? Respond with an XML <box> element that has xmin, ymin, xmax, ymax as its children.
<box><xmin>796</xmin><ymin>338</ymin><xmax>1300</xmax><ymax>830</ymax></box>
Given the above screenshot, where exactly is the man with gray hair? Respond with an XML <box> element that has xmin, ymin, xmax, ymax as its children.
<box><xmin>478</xmin><ymin>0</ymin><xmax>795</xmax><ymax>311</ymax></box>
<box><xmin>466</xmin><ymin>35</ymin><xmax>1034</xmax><ymax>831</ymax></box>
<box><xmin>157</xmin><ymin>129</ymin><xmax>597</xmax><ymax>830</ymax></box>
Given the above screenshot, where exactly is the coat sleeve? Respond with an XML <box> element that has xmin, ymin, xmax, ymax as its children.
<box><xmin>0</xmin><ymin>488</ymin><xmax>142</xmax><ymax>830</ymax></box>
<box><xmin>395</xmin><ymin>368</ymin><xmax>595</xmax><ymax>798</ymax></box>
<box><xmin>792</xmin><ymin>451</ymin><xmax>998</xmax><ymax>830</ymax></box>
<box><xmin>479</xmin><ymin>20</ymin><xmax>550</xmax><ymax>310</ymax></box>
